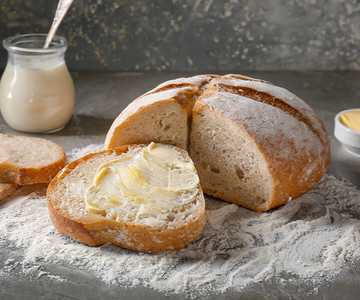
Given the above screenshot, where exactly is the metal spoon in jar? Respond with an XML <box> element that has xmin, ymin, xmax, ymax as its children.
<box><xmin>44</xmin><ymin>0</ymin><xmax>74</xmax><ymax>49</ymax></box>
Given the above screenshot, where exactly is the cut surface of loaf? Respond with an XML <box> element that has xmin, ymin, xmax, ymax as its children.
<box><xmin>47</xmin><ymin>143</ymin><xmax>205</xmax><ymax>252</ymax></box>
<box><xmin>0</xmin><ymin>134</ymin><xmax>67</xmax><ymax>185</ymax></box>
<box><xmin>105</xmin><ymin>74</ymin><xmax>330</xmax><ymax>212</ymax></box>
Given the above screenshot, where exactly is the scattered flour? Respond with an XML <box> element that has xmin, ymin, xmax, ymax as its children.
<box><xmin>1</xmin><ymin>146</ymin><xmax>360</xmax><ymax>297</ymax></box>
<box><xmin>66</xmin><ymin>143</ymin><xmax>104</xmax><ymax>161</ymax></box>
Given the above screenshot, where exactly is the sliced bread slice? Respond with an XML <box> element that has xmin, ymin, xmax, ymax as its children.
<box><xmin>0</xmin><ymin>134</ymin><xmax>67</xmax><ymax>185</ymax></box>
<box><xmin>46</xmin><ymin>143</ymin><xmax>205</xmax><ymax>252</ymax></box>
<box><xmin>0</xmin><ymin>183</ymin><xmax>18</xmax><ymax>201</ymax></box>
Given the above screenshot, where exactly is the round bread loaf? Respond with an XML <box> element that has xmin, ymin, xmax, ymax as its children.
<box><xmin>105</xmin><ymin>74</ymin><xmax>330</xmax><ymax>212</ymax></box>
<box><xmin>47</xmin><ymin>144</ymin><xmax>206</xmax><ymax>252</ymax></box>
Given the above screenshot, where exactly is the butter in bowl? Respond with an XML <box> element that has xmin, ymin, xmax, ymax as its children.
<box><xmin>334</xmin><ymin>108</ymin><xmax>360</xmax><ymax>157</ymax></box>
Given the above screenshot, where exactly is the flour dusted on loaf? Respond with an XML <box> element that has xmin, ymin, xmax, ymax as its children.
<box><xmin>105</xmin><ymin>74</ymin><xmax>330</xmax><ymax>211</ymax></box>
<box><xmin>208</xmin><ymin>76</ymin><xmax>327</xmax><ymax>143</ymax></box>
<box><xmin>1</xmin><ymin>172</ymin><xmax>360</xmax><ymax>297</ymax></box>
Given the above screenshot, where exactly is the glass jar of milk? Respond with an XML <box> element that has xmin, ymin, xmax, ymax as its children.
<box><xmin>0</xmin><ymin>34</ymin><xmax>75</xmax><ymax>133</ymax></box>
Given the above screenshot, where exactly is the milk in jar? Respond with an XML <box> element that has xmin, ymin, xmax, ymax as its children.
<box><xmin>0</xmin><ymin>34</ymin><xmax>75</xmax><ymax>133</ymax></box>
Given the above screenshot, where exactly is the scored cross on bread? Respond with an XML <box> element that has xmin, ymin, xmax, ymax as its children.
<box><xmin>105</xmin><ymin>74</ymin><xmax>330</xmax><ymax>212</ymax></box>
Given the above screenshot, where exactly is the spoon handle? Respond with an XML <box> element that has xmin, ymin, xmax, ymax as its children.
<box><xmin>44</xmin><ymin>0</ymin><xmax>74</xmax><ymax>49</ymax></box>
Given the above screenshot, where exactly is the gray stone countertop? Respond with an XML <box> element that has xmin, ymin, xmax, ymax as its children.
<box><xmin>0</xmin><ymin>70</ymin><xmax>360</xmax><ymax>299</ymax></box>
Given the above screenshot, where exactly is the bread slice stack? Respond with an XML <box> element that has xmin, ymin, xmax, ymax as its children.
<box><xmin>0</xmin><ymin>183</ymin><xmax>18</xmax><ymax>201</ymax></box>
<box><xmin>105</xmin><ymin>74</ymin><xmax>331</xmax><ymax>212</ymax></box>
<box><xmin>0</xmin><ymin>134</ymin><xmax>67</xmax><ymax>200</ymax></box>
<box><xmin>46</xmin><ymin>143</ymin><xmax>205</xmax><ymax>252</ymax></box>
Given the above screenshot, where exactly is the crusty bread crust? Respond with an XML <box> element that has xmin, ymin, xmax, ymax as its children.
<box><xmin>0</xmin><ymin>183</ymin><xmax>18</xmax><ymax>201</ymax></box>
<box><xmin>104</xmin><ymin>74</ymin><xmax>331</xmax><ymax>212</ymax></box>
<box><xmin>47</xmin><ymin>202</ymin><xmax>98</xmax><ymax>246</ymax></box>
<box><xmin>0</xmin><ymin>134</ymin><xmax>67</xmax><ymax>185</ymax></box>
<box><xmin>47</xmin><ymin>145</ymin><xmax>206</xmax><ymax>252</ymax></box>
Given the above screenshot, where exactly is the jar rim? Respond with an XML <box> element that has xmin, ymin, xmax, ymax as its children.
<box><xmin>3</xmin><ymin>34</ymin><xmax>68</xmax><ymax>55</ymax></box>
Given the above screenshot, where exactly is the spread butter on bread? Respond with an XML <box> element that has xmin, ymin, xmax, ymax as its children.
<box><xmin>0</xmin><ymin>134</ymin><xmax>67</xmax><ymax>185</ymax></box>
<box><xmin>46</xmin><ymin>143</ymin><xmax>205</xmax><ymax>252</ymax></box>
<box><xmin>105</xmin><ymin>74</ymin><xmax>330</xmax><ymax>212</ymax></box>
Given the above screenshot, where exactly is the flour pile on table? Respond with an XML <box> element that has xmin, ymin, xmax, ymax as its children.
<box><xmin>0</xmin><ymin>145</ymin><xmax>360</xmax><ymax>296</ymax></box>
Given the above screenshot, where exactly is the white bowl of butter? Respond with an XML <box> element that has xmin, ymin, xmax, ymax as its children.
<box><xmin>334</xmin><ymin>108</ymin><xmax>360</xmax><ymax>157</ymax></box>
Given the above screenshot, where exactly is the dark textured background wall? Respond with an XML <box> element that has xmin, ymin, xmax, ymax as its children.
<box><xmin>0</xmin><ymin>0</ymin><xmax>359</xmax><ymax>71</ymax></box>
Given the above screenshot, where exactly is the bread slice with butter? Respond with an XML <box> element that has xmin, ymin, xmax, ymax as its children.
<box><xmin>0</xmin><ymin>134</ymin><xmax>67</xmax><ymax>185</ymax></box>
<box><xmin>46</xmin><ymin>143</ymin><xmax>205</xmax><ymax>252</ymax></box>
